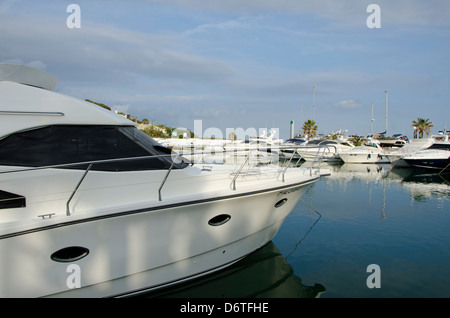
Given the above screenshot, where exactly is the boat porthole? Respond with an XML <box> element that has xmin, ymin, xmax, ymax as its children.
<box><xmin>275</xmin><ymin>198</ymin><xmax>288</xmax><ymax>208</ymax></box>
<box><xmin>208</xmin><ymin>214</ymin><xmax>231</xmax><ymax>226</ymax></box>
<box><xmin>50</xmin><ymin>246</ymin><xmax>90</xmax><ymax>263</ymax></box>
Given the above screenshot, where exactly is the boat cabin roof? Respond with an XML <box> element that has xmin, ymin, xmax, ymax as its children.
<box><xmin>0</xmin><ymin>75</ymin><xmax>132</xmax><ymax>139</ymax></box>
<box><xmin>0</xmin><ymin>64</ymin><xmax>185</xmax><ymax>171</ymax></box>
<box><xmin>0</xmin><ymin>64</ymin><xmax>58</xmax><ymax>90</ymax></box>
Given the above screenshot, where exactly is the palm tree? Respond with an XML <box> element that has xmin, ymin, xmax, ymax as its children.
<box><xmin>349</xmin><ymin>135</ymin><xmax>364</xmax><ymax>146</ymax></box>
<box><xmin>411</xmin><ymin>118</ymin><xmax>434</xmax><ymax>139</ymax></box>
<box><xmin>302</xmin><ymin>120</ymin><xmax>318</xmax><ymax>139</ymax></box>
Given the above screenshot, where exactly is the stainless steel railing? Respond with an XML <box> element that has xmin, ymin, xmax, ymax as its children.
<box><xmin>0</xmin><ymin>144</ymin><xmax>328</xmax><ymax>216</ymax></box>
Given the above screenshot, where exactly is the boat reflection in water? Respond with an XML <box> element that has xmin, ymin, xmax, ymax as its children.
<box><xmin>137</xmin><ymin>241</ymin><xmax>326</xmax><ymax>298</ymax></box>
<box><xmin>389</xmin><ymin>167</ymin><xmax>450</xmax><ymax>202</ymax></box>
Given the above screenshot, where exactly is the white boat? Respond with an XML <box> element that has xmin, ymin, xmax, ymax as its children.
<box><xmin>384</xmin><ymin>138</ymin><xmax>434</xmax><ymax>167</ymax></box>
<box><xmin>157</xmin><ymin>138</ymin><xmax>230</xmax><ymax>164</ymax></box>
<box><xmin>402</xmin><ymin>149</ymin><xmax>450</xmax><ymax>170</ymax></box>
<box><xmin>223</xmin><ymin>130</ymin><xmax>281</xmax><ymax>164</ymax></box>
<box><xmin>279</xmin><ymin>137</ymin><xmax>306</xmax><ymax>160</ymax></box>
<box><xmin>427</xmin><ymin>133</ymin><xmax>450</xmax><ymax>151</ymax></box>
<box><xmin>400</xmin><ymin>135</ymin><xmax>450</xmax><ymax>170</ymax></box>
<box><xmin>0</xmin><ymin>64</ymin><xmax>321</xmax><ymax>297</ymax></box>
<box><xmin>296</xmin><ymin>139</ymin><xmax>354</xmax><ymax>162</ymax></box>
<box><xmin>338</xmin><ymin>140</ymin><xmax>389</xmax><ymax>164</ymax></box>
<box><xmin>369</xmin><ymin>133</ymin><xmax>408</xmax><ymax>148</ymax></box>
<box><xmin>385</xmin><ymin>133</ymin><xmax>449</xmax><ymax>167</ymax></box>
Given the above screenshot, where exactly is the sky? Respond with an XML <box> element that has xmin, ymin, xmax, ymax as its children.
<box><xmin>1</xmin><ymin>0</ymin><xmax>449</xmax><ymax>139</ymax></box>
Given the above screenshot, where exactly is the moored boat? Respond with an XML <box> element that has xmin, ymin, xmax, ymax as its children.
<box><xmin>0</xmin><ymin>64</ymin><xmax>321</xmax><ymax>297</ymax></box>
<box><xmin>402</xmin><ymin>149</ymin><xmax>450</xmax><ymax>170</ymax></box>
<box><xmin>279</xmin><ymin>137</ymin><xmax>305</xmax><ymax>160</ymax></box>
<box><xmin>296</xmin><ymin>139</ymin><xmax>354</xmax><ymax>162</ymax></box>
<box><xmin>384</xmin><ymin>138</ymin><xmax>434</xmax><ymax>167</ymax></box>
<box><xmin>338</xmin><ymin>139</ymin><xmax>389</xmax><ymax>164</ymax></box>
<box><xmin>386</xmin><ymin>133</ymin><xmax>450</xmax><ymax>168</ymax></box>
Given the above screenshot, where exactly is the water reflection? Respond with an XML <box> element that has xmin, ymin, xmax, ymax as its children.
<box><xmin>308</xmin><ymin>162</ymin><xmax>391</xmax><ymax>182</ymax></box>
<box><xmin>138</xmin><ymin>242</ymin><xmax>326</xmax><ymax>298</ymax></box>
<box><xmin>389</xmin><ymin>167</ymin><xmax>450</xmax><ymax>202</ymax></box>
<box><xmin>285</xmin><ymin>196</ymin><xmax>323</xmax><ymax>259</ymax></box>
<box><xmin>305</xmin><ymin>161</ymin><xmax>450</xmax><ymax>202</ymax></box>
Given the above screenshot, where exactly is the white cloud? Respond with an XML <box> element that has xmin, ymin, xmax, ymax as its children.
<box><xmin>183</xmin><ymin>17</ymin><xmax>251</xmax><ymax>35</ymax></box>
<box><xmin>333</xmin><ymin>99</ymin><xmax>363</xmax><ymax>110</ymax></box>
<box><xmin>1</xmin><ymin>1</ymin><xmax>448</xmax><ymax>137</ymax></box>
<box><xmin>0</xmin><ymin>13</ymin><xmax>235</xmax><ymax>86</ymax></box>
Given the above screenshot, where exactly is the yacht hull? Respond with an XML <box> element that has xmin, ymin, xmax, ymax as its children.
<box><xmin>385</xmin><ymin>154</ymin><xmax>410</xmax><ymax>167</ymax></box>
<box><xmin>402</xmin><ymin>149</ymin><xmax>450</xmax><ymax>170</ymax></box>
<box><xmin>298</xmin><ymin>151</ymin><xmax>341</xmax><ymax>162</ymax></box>
<box><xmin>403</xmin><ymin>158</ymin><xmax>450</xmax><ymax>170</ymax></box>
<box><xmin>0</xmin><ymin>176</ymin><xmax>314</xmax><ymax>297</ymax></box>
<box><xmin>338</xmin><ymin>153</ymin><xmax>389</xmax><ymax>164</ymax></box>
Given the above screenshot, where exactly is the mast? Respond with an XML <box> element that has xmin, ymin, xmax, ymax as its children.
<box><xmin>300</xmin><ymin>104</ymin><xmax>303</xmax><ymax>137</ymax></box>
<box><xmin>370</xmin><ymin>102</ymin><xmax>374</xmax><ymax>135</ymax></box>
<box><xmin>385</xmin><ymin>90</ymin><xmax>388</xmax><ymax>135</ymax></box>
<box><xmin>312</xmin><ymin>86</ymin><xmax>315</xmax><ymax>121</ymax></box>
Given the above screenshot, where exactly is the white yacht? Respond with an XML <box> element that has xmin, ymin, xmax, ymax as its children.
<box><xmin>402</xmin><ymin>149</ymin><xmax>450</xmax><ymax>170</ymax></box>
<box><xmin>296</xmin><ymin>139</ymin><xmax>354</xmax><ymax>162</ymax></box>
<box><xmin>384</xmin><ymin>138</ymin><xmax>434</xmax><ymax>167</ymax></box>
<box><xmin>400</xmin><ymin>136</ymin><xmax>450</xmax><ymax>170</ymax></box>
<box><xmin>0</xmin><ymin>64</ymin><xmax>321</xmax><ymax>297</ymax></box>
<box><xmin>369</xmin><ymin>133</ymin><xmax>408</xmax><ymax>148</ymax></box>
<box><xmin>157</xmin><ymin>138</ymin><xmax>230</xmax><ymax>165</ymax></box>
<box><xmin>338</xmin><ymin>139</ymin><xmax>389</xmax><ymax>164</ymax></box>
<box><xmin>279</xmin><ymin>137</ymin><xmax>306</xmax><ymax>160</ymax></box>
<box><xmin>385</xmin><ymin>134</ymin><xmax>449</xmax><ymax>167</ymax></box>
<box><xmin>223</xmin><ymin>130</ymin><xmax>281</xmax><ymax>164</ymax></box>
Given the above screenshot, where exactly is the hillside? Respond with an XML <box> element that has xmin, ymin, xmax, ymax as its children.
<box><xmin>85</xmin><ymin>99</ymin><xmax>192</xmax><ymax>138</ymax></box>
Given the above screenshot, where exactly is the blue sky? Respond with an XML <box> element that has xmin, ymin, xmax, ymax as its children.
<box><xmin>1</xmin><ymin>0</ymin><xmax>449</xmax><ymax>139</ymax></box>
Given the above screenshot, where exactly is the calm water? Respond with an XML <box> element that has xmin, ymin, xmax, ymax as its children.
<box><xmin>142</xmin><ymin>163</ymin><xmax>450</xmax><ymax>298</ymax></box>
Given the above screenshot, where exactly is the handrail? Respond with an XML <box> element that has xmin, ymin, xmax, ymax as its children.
<box><xmin>311</xmin><ymin>144</ymin><xmax>337</xmax><ymax>171</ymax></box>
<box><xmin>0</xmin><ymin>144</ymin><xmax>326</xmax><ymax>215</ymax></box>
<box><xmin>278</xmin><ymin>150</ymin><xmax>301</xmax><ymax>182</ymax></box>
<box><xmin>231</xmin><ymin>149</ymin><xmax>253</xmax><ymax>190</ymax></box>
<box><xmin>0</xmin><ymin>153</ymin><xmax>179</xmax><ymax>174</ymax></box>
<box><xmin>287</xmin><ymin>143</ymin><xmax>332</xmax><ymax>177</ymax></box>
<box><xmin>311</xmin><ymin>146</ymin><xmax>325</xmax><ymax>173</ymax></box>
<box><xmin>158</xmin><ymin>155</ymin><xmax>180</xmax><ymax>201</ymax></box>
<box><xmin>0</xmin><ymin>146</ymin><xmax>313</xmax><ymax>178</ymax></box>
<box><xmin>0</xmin><ymin>153</ymin><xmax>184</xmax><ymax>216</ymax></box>
<box><xmin>0</xmin><ymin>144</ymin><xmax>334</xmax><ymax>177</ymax></box>
<box><xmin>66</xmin><ymin>164</ymin><xmax>92</xmax><ymax>216</ymax></box>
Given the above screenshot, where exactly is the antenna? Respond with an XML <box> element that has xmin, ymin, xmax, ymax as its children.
<box><xmin>385</xmin><ymin>90</ymin><xmax>388</xmax><ymax>135</ymax></box>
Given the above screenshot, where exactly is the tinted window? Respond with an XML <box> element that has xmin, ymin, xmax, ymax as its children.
<box><xmin>0</xmin><ymin>190</ymin><xmax>26</xmax><ymax>210</ymax></box>
<box><xmin>0</xmin><ymin>125</ymin><xmax>186</xmax><ymax>171</ymax></box>
<box><xmin>428</xmin><ymin>143</ymin><xmax>450</xmax><ymax>151</ymax></box>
